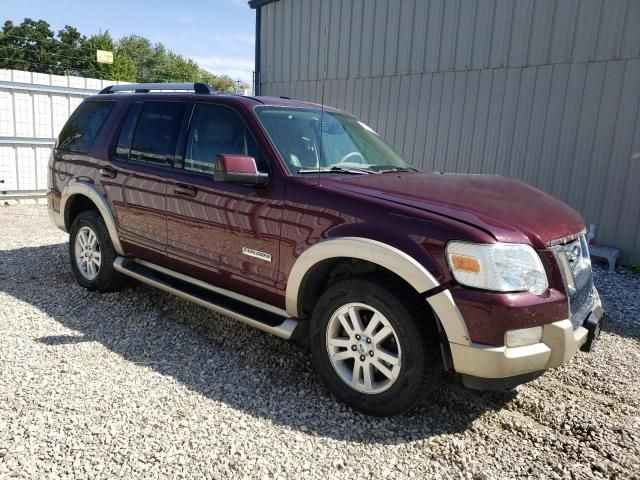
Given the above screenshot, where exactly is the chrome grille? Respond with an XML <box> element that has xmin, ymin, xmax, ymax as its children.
<box><xmin>553</xmin><ymin>235</ymin><xmax>595</xmax><ymax>329</ymax></box>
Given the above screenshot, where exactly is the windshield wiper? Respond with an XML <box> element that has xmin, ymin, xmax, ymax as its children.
<box><xmin>297</xmin><ymin>166</ymin><xmax>375</xmax><ymax>175</ymax></box>
<box><xmin>376</xmin><ymin>166</ymin><xmax>419</xmax><ymax>173</ymax></box>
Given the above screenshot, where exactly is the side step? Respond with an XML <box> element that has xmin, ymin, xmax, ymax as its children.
<box><xmin>113</xmin><ymin>257</ymin><xmax>299</xmax><ymax>339</ymax></box>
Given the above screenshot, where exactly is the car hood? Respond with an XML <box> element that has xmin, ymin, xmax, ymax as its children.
<box><xmin>323</xmin><ymin>172</ymin><xmax>585</xmax><ymax>248</ymax></box>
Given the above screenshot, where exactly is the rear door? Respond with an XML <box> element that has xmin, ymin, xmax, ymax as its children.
<box><xmin>53</xmin><ymin>99</ymin><xmax>116</xmax><ymax>197</ymax></box>
<box><xmin>164</xmin><ymin>102</ymin><xmax>284</xmax><ymax>296</ymax></box>
<box><xmin>102</xmin><ymin>99</ymin><xmax>189</xmax><ymax>260</ymax></box>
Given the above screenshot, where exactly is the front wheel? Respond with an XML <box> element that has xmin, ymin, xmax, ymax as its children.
<box><xmin>309</xmin><ymin>277</ymin><xmax>442</xmax><ymax>416</ymax></box>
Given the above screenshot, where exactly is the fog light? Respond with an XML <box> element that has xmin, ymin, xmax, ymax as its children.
<box><xmin>505</xmin><ymin>326</ymin><xmax>543</xmax><ymax>348</ymax></box>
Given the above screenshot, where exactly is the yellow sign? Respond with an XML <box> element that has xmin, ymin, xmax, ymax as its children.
<box><xmin>96</xmin><ymin>50</ymin><xmax>114</xmax><ymax>64</ymax></box>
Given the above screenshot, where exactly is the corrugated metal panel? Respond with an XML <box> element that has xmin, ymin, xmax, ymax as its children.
<box><xmin>262</xmin><ymin>0</ymin><xmax>640</xmax><ymax>75</ymax></box>
<box><xmin>424</xmin><ymin>0</ymin><xmax>444</xmax><ymax>72</ymax></box>
<box><xmin>622</xmin><ymin>0</ymin><xmax>640</xmax><ymax>57</ymax></box>
<box><xmin>307</xmin><ymin>0</ymin><xmax>321</xmax><ymax>80</ymax></box>
<box><xmin>273</xmin><ymin>1</ymin><xmax>284</xmax><ymax>82</ymax></box>
<box><xmin>371</xmin><ymin>0</ymin><xmax>387</xmax><ymax>77</ymax></box>
<box><xmin>358</xmin><ymin>1</ymin><xmax>375</xmax><ymax>78</ymax></box>
<box><xmin>598</xmin><ymin>59</ymin><xmax>640</xmax><ymax>249</ymax></box>
<box><xmin>421</xmin><ymin>73</ymin><xmax>441</xmax><ymax>171</ymax></box>
<box><xmin>326</xmin><ymin>0</ymin><xmax>340</xmax><ymax>79</ymax></box>
<box><xmin>0</xmin><ymin>69</ymin><xmax>121</xmax><ymax>197</ymax></box>
<box><xmin>347</xmin><ymin>0</ymin><xmax>364</xmax><ymax>79</ymax></box>
<box><xmin>289</xmin><ymin>0</ymin><xmax>301</xmax><ymax>82</ymax></box>
<box><xmin>409</xmin><ymin>0</ymin><xmax>429</xmax><ymax>73</ymax></box>
<box><xmin>298</xmin><ymin>1</ymin><xmax>311</xmax><ymax>81</ymax></box>
<box><xmin>259</xmin><ymin>0</ymin><xmax>640</xmax><ymax>263</ymax></box>
<box><xmin>409</xmin><ymin>73</ymin><xmax>431</xmax><ymax>164</ymax></box>
<box><xmin>454</xmin><ymin>0</ymin><xmax>476</xmax><ymax>71</ymax></box>
<box><xmin>396</xmin><ymin>0</ymin><xmax>414</xmax><ymax>75</ymax></box>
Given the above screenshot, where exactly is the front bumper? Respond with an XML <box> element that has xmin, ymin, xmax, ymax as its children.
<box><xmin>449</xmin><ymin>289</ymin><xmax>603</xmax><ymax>389</ymax></box>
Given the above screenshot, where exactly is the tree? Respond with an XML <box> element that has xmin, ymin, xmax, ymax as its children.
<box><xmin>79</xmin><ymin>31</ymin><xmax>136</xmax><ymax>82</ymax></box>
<box><xmin>112</xmin><ymin>49</ymin><xmax>136</xmax><ymax>82</ymax></box>
<box><xmin>0</xmin><ymin>19</ymin><xmax>56</xmax><ymax>72</ymax></box>
<box><xmin>0</xmin><ymin>17</ymin><xmax>250</xmax><ymax>88</ymax></box>
<box><xmin>116</xmin><ymin>35</ymin><xmax>154</xmax><ymax>82</ymax></box>
<box><xmin>197</xmin><ymin>70</ymin><xmax>237</xmax><ymax>94</ymax></box>
<box><xmin>56</xmin><ymin>25</ymin><xmax>89</xmax><ymax>75</ymax></box>
<box><xmin>83</xmin><ymin>31</ymin><xmax>115</xmax><ymax>79</ymax></box>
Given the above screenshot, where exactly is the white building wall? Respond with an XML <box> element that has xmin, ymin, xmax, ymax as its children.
<box><xmin>0</xmin><ymin>69</ymin><xmax>126</xmax><ymax>198</ymax></box>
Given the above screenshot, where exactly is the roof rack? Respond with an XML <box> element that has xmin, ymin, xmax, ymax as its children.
<box><xmin>99</xmin><ymin>82</ymin><xmax>215</xmax><ymax>94</ymax></box>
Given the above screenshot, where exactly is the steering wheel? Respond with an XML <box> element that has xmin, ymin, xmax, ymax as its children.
<box><xmin>337</xmin><ymin>151</ymin><xmax>366</xmax><ymax>164</ymax></box>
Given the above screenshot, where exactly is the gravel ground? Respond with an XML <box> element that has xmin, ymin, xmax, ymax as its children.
<box><xmin>0</xmin><ymin>205</ymin><xmax>638</xmax><ymax>480</ymax></box>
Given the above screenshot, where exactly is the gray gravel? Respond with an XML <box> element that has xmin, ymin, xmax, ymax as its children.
<box><xmin>1</xmin><ymin>204</ymin><xmax>639</xmax><ymax>479</ymax></box>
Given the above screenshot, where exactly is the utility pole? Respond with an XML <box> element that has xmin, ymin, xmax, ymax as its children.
<box><xmin>235</xmin><ymin>78</ymin><xmax>242</xmax><ymax>95</ymax></box>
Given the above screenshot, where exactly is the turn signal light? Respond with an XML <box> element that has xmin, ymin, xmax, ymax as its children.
<box><xmin>450</xmin><ymin>254</ymin><xmax>481</xmax><ymax>273</ymax></box>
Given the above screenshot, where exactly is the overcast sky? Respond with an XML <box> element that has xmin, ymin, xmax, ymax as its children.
<box><xmin>2</xmin><ymin>0</ymin><xmax>256</xmax><ymax>82</ymax></box>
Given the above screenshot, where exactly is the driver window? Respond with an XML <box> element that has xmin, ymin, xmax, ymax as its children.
<box><xmin>184</xmin><ymin>104</ymin><xmax>263</xmax><ymax>174</ymax></box>
<box><xmin>257</xmin><ymin>113</ymin><xmax>320</xmax><ymax>170</ymax></box>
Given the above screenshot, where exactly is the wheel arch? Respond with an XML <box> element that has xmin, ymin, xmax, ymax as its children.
<box><xmin>286</xmin><ymin>237</ymin><xmax>471</xmax><ymax>346</ymax></box>
<box><xmin>61</xmin><ymin>180</ymin><xmax>124</xmax><ymax>256</ymax></box>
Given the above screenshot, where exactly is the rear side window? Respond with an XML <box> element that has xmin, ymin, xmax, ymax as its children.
<box><xmin>123</xmin><ymin>102</ymin><xmax>186</xmax><ymax>166</ymax></box>
<box><xmin>115</xmin><ymin>102</ymin><xmax>143</xmax><ymax>159</ymax></box>
<box><xmin>57</xmin><ymin>101</ymin><xmax>114</xmax><ymax>153</ymax></box>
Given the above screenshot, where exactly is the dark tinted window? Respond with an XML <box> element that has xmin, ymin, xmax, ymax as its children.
<box><xmin>129</xmin><ymin>102</ymin><xmax>186</xmax><ymax>165</ymax></box>
<box><xmin>184</xmin><ymin>104</ymin><xmax>264</xmax><ymax>174</ymax></box>
<box><xmin>57</xmin><ymin>101</ymin><xmax>114</xmax><ymax>153</ymax></box>
<box><xmin>115</xmin><ymin>102</ymin><xmax>143</xmax><ymax>159</ymax></box>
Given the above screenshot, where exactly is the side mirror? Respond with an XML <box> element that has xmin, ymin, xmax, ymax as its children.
<box><xmin>214</xmin><ymin>154</ymin><xmax>269</xmax><ymax>186</ymax></box>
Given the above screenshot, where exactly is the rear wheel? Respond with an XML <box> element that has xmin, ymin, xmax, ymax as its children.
<box><xmin>309</xmin><ymin>277</ymin><xmax>442</xmax><ymax>416</ymax></box>
<box><xmin>69</xmin><ymin>210</ymin><xmax>126</xmax><ymax>292</ymax></box>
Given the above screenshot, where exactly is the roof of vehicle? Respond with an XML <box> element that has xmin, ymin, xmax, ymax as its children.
<box><xmin>249</xmin><ymin>96</ymin><xmax>344</xmax><ymax>113</ymax></box>
<box><xmin>90</xmin><ymin>89</ymin><xmax>345</xmax><ymax>114</ymax></box>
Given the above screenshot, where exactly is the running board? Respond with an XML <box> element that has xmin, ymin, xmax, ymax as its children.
<box><xmin>113</xmin><ymin>257</ymin><xmax>298</xmax><ymax>339</ymax></box>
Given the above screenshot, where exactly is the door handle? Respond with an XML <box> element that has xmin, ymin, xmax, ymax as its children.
<box><xmin>174</xmin><ymin>183</ymin><xmax>198</xmax><ymax>197</ymax></box>
<box><xmin>99</xmin><ymin>166</ymin><xmax>117</xmax><ymax>179</ymax></box>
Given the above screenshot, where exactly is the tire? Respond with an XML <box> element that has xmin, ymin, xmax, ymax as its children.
<box><xmin>309</xmin><ymin>276</ymin><xmax>442</xmax><ymax>416</ymax></box>
<box><xmin>69</xmin><ymin>210</ymin><xmax>127</xmax><ymax>292</ymax></box>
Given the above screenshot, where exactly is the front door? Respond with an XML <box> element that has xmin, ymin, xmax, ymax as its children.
<box><xmin>164</xmin><ymin>103</ymin><xmax>284</xmax><ymax>298</ymax></box>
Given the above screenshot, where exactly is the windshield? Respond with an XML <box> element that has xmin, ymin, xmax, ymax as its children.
<box><xmin>254</xmin><ymin>106</ymin><xmax>413</xmax><ymax>174</ymax></box>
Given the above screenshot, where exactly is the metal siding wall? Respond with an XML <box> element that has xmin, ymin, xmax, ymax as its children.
<box><xmin>259</xmin><ymin>0</ymin><xmax>640</xmax><ymax>264</ymax></box>
<box><xmin>0</xmin><ymin>69</ymin><xmax>126</xmax><ymax>198</ymax></box>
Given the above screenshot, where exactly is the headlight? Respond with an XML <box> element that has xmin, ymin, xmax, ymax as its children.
<box><xmin>446</xmin><ymin>241</ymin><xmax>548</xmax><ymax>295</ymax></box>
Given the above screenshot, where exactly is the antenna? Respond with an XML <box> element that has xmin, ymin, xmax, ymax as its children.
<box><xmin>318</xmin><ymin>24</ymin><xmax>329</xmax><ymax>186</ymax></box>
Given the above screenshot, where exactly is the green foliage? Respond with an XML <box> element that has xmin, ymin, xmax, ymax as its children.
<box><xmin>0</xmin><ymin>19</ymin><xmax>57</xmax><ymax>72</ymax></box>
<box><xmin>116</xmin><ymin>35</ymin><xmax>155</xmax><ymax>81</ymax></box>
<box><xmin>0</xmin><ymin>18</ymin><xmax>244</xmax><ymax>91</ymax></box>
<box><xmin>629</xmin><ymin>265</ymin><xmax>640</xmax><ymax>274</ymax></box>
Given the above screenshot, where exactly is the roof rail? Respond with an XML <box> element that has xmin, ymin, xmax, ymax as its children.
<box><xmin>99</xmin><ymin>82</ymin><xmax>215</xmax><ymax>94</ymax></box>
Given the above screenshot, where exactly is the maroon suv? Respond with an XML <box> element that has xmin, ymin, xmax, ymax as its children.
<box><xmin>48</xmin><ymin>83</ymin><xmax>603</xmax><ymax>416</ymax></box>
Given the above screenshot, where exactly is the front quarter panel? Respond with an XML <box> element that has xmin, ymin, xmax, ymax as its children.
<box><xmin>279</xmin><ymin>177</ymin><xmax>496</xmax><ymax>346</ymax></box>
<box><xmin>279</xmin><ymin>177</ymin><xmax>494</xmax><ymax>288</ymax></box>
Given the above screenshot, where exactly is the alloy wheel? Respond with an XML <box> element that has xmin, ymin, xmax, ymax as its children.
<box><xmin>74</xmin><ymin>225</ymin><xmax>101</xmax><ymax>280</ymax></box>
<box><xmin>325</xmin><ymin>302</ymin><xmax>402</xmax><ymax>394</ymax></box>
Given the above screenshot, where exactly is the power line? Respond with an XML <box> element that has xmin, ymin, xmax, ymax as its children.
<box><xmin>0</xmin><ymin>49</ymin><xmax>249</xmax><ymax>79</ymax></box>
<box><xmin>0</xmin><ymin>48</ymin><xmax>253</xmax><ymax>78</ymax></box>
<box><xmin>0</xmin><ymin>46</ymin><xmax>94</xmax><ymax>64</ymax></box>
